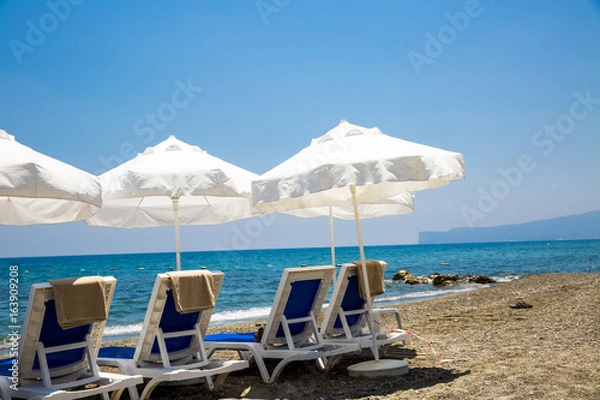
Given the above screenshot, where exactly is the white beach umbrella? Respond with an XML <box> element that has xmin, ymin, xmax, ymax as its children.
<box><xmin>253</xmin><ymin>120</ymin><xmax>464</xmax><ymax>211</ymax></box>
<box><xmin>86</xmin><ymin>135</ymin><xmax>258</xmax><ymax>270</ymax></box>
<box><xmin>252</xmin><ymin>119</ymin><xmax>465</xmax><ymax>371</ymax></box>
<box><xmin>0</xmin><ymin>129</ymin><xmax>101</xmax><ymax>225</ymax></box>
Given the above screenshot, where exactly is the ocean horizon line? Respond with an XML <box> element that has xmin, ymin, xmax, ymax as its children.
<box><xmin>2</xmin><ymin>238</ymin><xmax>598</xmax><ymax>261</ymax></box>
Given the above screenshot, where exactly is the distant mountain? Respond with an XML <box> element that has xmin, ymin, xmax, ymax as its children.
<box><xmin>419</xmin><ymin>211</ymin><xmax>600</xmax><ymax>244</ymax></box>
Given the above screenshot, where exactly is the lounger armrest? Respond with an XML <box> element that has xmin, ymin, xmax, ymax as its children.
<box><xmin>156</xmin><ymin>323</ymin><xmax>209</xmax><ymax>368</ymax></box>
<box><xmin>36</xmin><ymin>333</ymin><xmax>101</xmax><ymax>390</ymax></box>
<box><xmin>279</xmin><ymin>312</ymin><xmax>322</xmax><ymax>351</ymax></box>
<box><xmin>371</xmin><ymin>308</ymin><xmax>402</xmax><ymax>333</ymax></box>
<box><xmin>337</xmin><ymin>307</ymin><xmax>367</xmax><ymax>339</ymax></box>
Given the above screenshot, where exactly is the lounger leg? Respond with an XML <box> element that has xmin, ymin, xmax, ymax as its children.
<box><xmin>110</xmin><ymin>386</ymin><xmax>138</xmax><ymax>400</ymax></box>
<box><xmin>109</xmin><ymin>388</ymin><xmax>122</xmax><ymax>400</ymax></box>
<box><xmin>380</xmin><ymin>343</ymin><xmax>393</xmax><ymax>356</ymax></box>
<box><xmin>213</xmin><ymin>372</ymin><xmax>232</xmax><ymax>388</ymax></box>
<box><xmin>128</xmin><ymin>385</ymin><xmax>141</xmax><ymax>400</ymax></box>
<box><xmin>318</xmin><ymin>354</ymin><xmax>343</xmax><ymax>371</ymax></box>
<box><xmin>139</xmin><ymin>375</ymin><xmax>214</xmax><ymax>399</ymax></box>
<box><xmin>251</xmin><ymin>356</ymin><xmax>273</xmax><ymax>383</ymax></box>
<box><xmin>315</xmin><ymin>357</ymin><xmax>327</xmax><ymax>371</ymax></box>
<box><xmin>238</xmin><ymin>350</ymin><xmax>254</xmax><ymax>365</ymax></box>
<box><xmin>139</xmin><ymin>380</ymin><xmax>160</xmax><ymax>400</ymax></box>
<box><xmin>99</xmin><ymin>362</ymin><xmax>140</xmax><ymax>400</ymax></box>
<box><xmin>204</xmin><ymin>376</ymin><xmax>215</xmax><ymax>391</ymax></box>
<box><xmin>0</xmin><ymin>378</ymin><xmax>11</xmax><ymax>400</ymax></box>
<box><xmin>268</xmin><ymin>359</ymin><xmax>296</xmax><ymax>383</ymax></box>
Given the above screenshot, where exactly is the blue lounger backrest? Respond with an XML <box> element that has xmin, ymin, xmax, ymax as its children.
<box><xmin>333</xmin><ymin>274</ymin><xmax>364</xmax><ymax>330</ymax></box>
<box><xmin>33</xmin><ymin>299</ymin><xmax>91</xmax><ymax>371</ymax></box>
<box><xmin>276</xmin><ymin>278</ymin><xmax>321</xmax><ymax>338</ymax></box>
<box><xmin>150</xmin><ymin>289</ymin><xmax>200</xmax><ymax>355</ymax></box>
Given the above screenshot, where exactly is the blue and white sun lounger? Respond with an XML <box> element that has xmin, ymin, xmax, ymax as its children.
<box><xmin>321</xmin><ymin>262</ymin><xmax>410</xmax><ymax>357</ymax></box>
<box><xmin>0</xmin><ymin>276</ymin><xmax>142</xmax><ymax>400</ymax></box>
<box><xmin>204</xmin><ymin>266</ymin><xmax>360</xmax><ymax>383</ymax></box>
<box><xmin>97</xmin><ymin>271</ymin><xmax>248</xmax><ymax>400</ymax></box>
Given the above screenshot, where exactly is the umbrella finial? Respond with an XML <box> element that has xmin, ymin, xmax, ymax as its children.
<box><xmin>340</xmin><ymin>119</ymin><xmax>348</xmax><ymax>124</ymax></box>
<box><xmin>0</xmin><ymin>130</ymin><xmax>14</xmax><ymax>140</ymax></box>
<box><xmin>165</xmin><ymin>136</ymin><xmax>183</xmax><ymax>151</ymax></box>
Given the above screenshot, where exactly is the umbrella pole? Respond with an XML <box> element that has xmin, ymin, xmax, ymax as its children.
<box><xmin>172</xmin><ymin>197</ymin><xmax>181</xmax><ymax>271</ymax></box>
<box><xmin>350</xmin><ymin>185</ymin><xmax>380</xmax><ymax>362</ymax></box>
<box><xmin>329</xmin><ymin>206</ymin><xmax>336</xmax><ymax>284</ymax></box>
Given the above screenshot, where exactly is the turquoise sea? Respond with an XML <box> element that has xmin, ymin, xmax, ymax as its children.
<box><xmin>1</xmin><ymin>239</ymin><xmax>598</xmax><ymax>347</ymax></box>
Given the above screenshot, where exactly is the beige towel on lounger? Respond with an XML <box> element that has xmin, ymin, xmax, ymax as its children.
<box><xmin>353</xmin><ymin>260</ymin><xmax>385</xmax><ymax>300</ymax></box>
<box><xmin>167</xmin><ymin>270</ymin><xmax>215</xmax><ymax>313</ymax></box>
<box><xmin>50</xmin><ymin>276</ymin><xmax>107</xmax><ymax>329</ymax></box>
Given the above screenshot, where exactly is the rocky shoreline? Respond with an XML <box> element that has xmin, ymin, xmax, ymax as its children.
<box><xmin>391</xmin><ymin>268</ymin><xmax>496</xmax><ymax>286</ymax></box>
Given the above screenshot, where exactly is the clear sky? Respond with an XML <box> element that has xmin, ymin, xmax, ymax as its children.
<box><xmin>1</xmin><ymin>1</ymin><xmax>599</xmax><ymax>257</ymax></box>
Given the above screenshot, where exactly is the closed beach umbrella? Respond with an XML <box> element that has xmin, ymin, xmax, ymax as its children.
<box><xmin>252</xmin><ymin>120</ymin><xmax>465</xmax><ymax>370</ymax></box>
<box><xmin>0</xmin><ymin>129</ymin><xmax>101</xmax><ymax>225</ymax></box>
<box><xmin>86</xmin><ymin>135</ymin><xmax>258</xmax><ymax>270</ymax></box>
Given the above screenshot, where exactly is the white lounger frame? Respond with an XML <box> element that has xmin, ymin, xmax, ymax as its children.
<box><xmin>321</xmin><ymin>262</ymin><xmax>410</xmax><ymax>357</ymax></box>
<box><xmin>205</xmin><ymin>266</ymin><xmax>361</xmax><ymax>383</ymax></box>
<box><xmin>0</xmin><ymin>276</ymin><xmax>142</xmax><ymax>400</ymax></box>
<box><xmin>97</xmin><ymin>271</ymin><xmax>248</xmax><ymax>400</ymax></box>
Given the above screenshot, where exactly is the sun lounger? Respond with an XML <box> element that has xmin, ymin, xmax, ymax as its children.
<box><xmin>0</xmin><ymin>276</ymin><xmax>142</xmax><ymax>400</ymax></box>
<box><xmin>203</xmin><ymin>266</ymin><xmax>360</xmax><ymax>383</ymax></box>
<box><xmin>97</xmin><ymin>271</ymin><xmax>248</xmax><ymax>399</ymax></box>
<box><xmin>321</xmin><ymin>262</ymin><xmax>410</xmax><ymax>357</ymax></box>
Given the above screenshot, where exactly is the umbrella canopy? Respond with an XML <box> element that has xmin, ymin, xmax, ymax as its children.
<box><xmin>252</xmin><ymin>119</ymin><xmax>465</xmax><ymax>364</ymax></box>
<box><xmin>87</xmin><ymin>135</ymin><xmax>259</xmax><ymax>270</ymax></box>
<box><xmin>253</xmin><ymin>120</ymin><xmax>464</xmax><ymax>212</ymax></box>
<box><xmin>0</xmin><ymin>129</ymin><xmax>102</xmax><ymax>225</ymax></box>
<box><xmin>281</xmin><ymin>193</ymin><xmax>414</xmax><ymax>220</ymax></box>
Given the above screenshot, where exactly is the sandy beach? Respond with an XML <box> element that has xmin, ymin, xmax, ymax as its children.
<box><xmin>99</xmin><ymin>273</ymin><xmax>599</xmax><ymax>399</ymax></box>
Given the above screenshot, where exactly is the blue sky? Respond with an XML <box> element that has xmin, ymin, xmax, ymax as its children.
<box><xmin>1</xmin><ymin>1</ymin><xmax>599</xmax><ymax>257</ymax></box>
